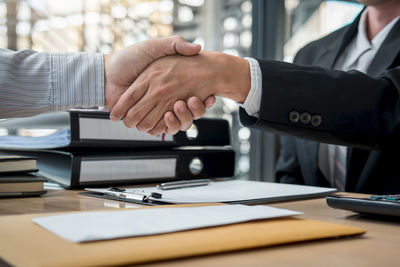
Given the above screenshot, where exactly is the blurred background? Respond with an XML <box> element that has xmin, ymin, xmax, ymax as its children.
<box><xmin>0</xmin><ymin>0</ymin><xmax>363</xmax><ymax>181</ymax></box>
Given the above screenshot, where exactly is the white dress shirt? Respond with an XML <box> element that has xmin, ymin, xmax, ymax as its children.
<box><xmin>243</xmin><ymin>8</ymin><xmax>400</xmax><ymax>186</ymax></box>
<box><xmin>0</xmin><ymin>49</ymin><xmax>104</xmax><ymax>118</ymax></box>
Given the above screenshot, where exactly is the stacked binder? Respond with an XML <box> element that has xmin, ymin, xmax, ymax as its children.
<box><xmin>0</xmin><ymin>110</ymin><xmax>234</xmax><ymax>188</ymax></box>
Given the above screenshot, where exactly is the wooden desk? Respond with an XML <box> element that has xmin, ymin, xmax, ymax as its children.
<box><xmin>0</xmin><ymin>190</ymin><xmax>399</xmax><ymax>267</ymax></box>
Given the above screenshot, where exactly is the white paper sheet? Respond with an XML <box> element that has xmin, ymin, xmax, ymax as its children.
<box><xmin>87</xmin><ymin>180</ymin><xmax>337</xmax><ymax>204</ymax></box>
<box><xmin>33</xmin><ymin>204</ymin><xmax>301</xmax><ymax>243</ymax></box>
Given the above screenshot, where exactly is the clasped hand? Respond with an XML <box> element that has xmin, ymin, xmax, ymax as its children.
<box><xmin>105</xmin><ymin>36</ymin><xmax>250</xmax><ymax>135</ymax></box>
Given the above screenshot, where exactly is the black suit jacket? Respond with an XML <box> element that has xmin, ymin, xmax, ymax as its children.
<box><xmin>240</xmin><ymin>13</ymin><xmax>400</xmax><ymax>194</ymax></box>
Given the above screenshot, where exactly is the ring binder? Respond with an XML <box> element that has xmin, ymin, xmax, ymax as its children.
<box><xmin>0</xmin><ymin>148</ymin><xmax>235</xmax><ymax>188</ymax></box>
<box><xmin>0</xmin><ymin>111</ymin><xmax>231</xmax><ymax>149</ymax></box>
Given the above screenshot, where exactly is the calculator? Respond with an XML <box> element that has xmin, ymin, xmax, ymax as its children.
<box><xmin>326</xmin><ymin>195</ymin><xmax>400</xmax><ymax>217</ymax></box>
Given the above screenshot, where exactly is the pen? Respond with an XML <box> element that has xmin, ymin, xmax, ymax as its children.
<box><xmin>157</xmin><ymin>179</ymin><xmax>212</xmax><ymax>190</ymax></box>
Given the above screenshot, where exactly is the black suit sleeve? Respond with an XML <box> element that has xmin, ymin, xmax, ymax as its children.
<box><xmin>240</xmin><ymin>60</ymin><xmax>400</xmax><ymax>149</ymax></box>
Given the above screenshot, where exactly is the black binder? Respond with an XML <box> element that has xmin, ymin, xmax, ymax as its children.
<box><xmin>1</xmin><ymin>148</ymin><xmax>235</xmax><ymax>188</ymax></box>
<box><xmin>0</xmin><ymin>110</ymin><xmax>230</xmax><ymax>149</ymax></box>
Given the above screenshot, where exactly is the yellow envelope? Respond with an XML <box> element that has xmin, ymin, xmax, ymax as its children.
<box><xmin>0</xmin><ymin>204</ymin><xmax>365</xmax><ymax>267</ymax></box>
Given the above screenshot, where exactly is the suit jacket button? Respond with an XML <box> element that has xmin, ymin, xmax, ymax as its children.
<box><xmin>289</xmin><ymin>111</ymin><xmax>300</xmax><ymax>123</ymax></box>
<box><xmin>311</xmin><ymin>115</ymin><xmax>322</xmax><ymax>127</ymax></box>
<box><xmin>300</xmin><ymin>112</ymin><xmax>311</xmax><ymax>124</ymax></box>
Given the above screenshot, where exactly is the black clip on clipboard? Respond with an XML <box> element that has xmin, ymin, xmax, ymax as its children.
<box><xmin>80</xmin><ymin>179</ymin><xmax>212</xmax><ymax>205</ymax></box>
<box><xmin>80</xmin><ymin>187</ymin><xmax>165</xmax><ymax>206</ymax></box>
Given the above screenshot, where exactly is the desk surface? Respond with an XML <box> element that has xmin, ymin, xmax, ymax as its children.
<box><xmin>0</xmin><ymin>190</ymin><xmax>399</xmax><ymax>267</ymax></box>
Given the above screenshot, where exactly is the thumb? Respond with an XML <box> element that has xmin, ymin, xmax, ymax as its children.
<box><xmin>175</xmin><ymin>37</ymin><xmax>201</xmax><ymax>56</ymax></box>
<box><xmin>138</xmin><ymin>35</ymin><xmax>201</xmax><ymax>60</ymax></box>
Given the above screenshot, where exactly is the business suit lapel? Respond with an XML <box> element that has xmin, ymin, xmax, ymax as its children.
<box><xmin>316</xmin><ymin>13</ymin><xmax>361</xmax><ymax>69</ymax></box>
<box><xmin>367</xmin><ymin>19</ymin><xmax>400</xmax><ymax>77</ymax></box>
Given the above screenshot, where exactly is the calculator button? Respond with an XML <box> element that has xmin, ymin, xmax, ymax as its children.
<box><xmin>386</xmin><ymin>195</ymin><xmax>400</xmax><ymax>201</ymax></box>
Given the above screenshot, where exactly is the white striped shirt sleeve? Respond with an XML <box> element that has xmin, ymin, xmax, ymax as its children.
<box><xmin>0</xmin><ymin>48</ymin><xmax>104</xmax><ymax>118</ymax></box>
<box><xmin>242</xmin><ymin>57</ymin><xmax>262</xmax><ymax>118</ymax></box>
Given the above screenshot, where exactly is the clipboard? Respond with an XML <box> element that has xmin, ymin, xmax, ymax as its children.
<box><xmin>82</xmin><ymin>180</ymin><xmax>337</xmax><ymax>205</ymax></box>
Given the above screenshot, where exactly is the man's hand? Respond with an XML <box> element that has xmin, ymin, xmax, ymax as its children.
<box><xmin>147</xmin><ymin>95</ymin><xmax>216</xmax><ymax>136</ymax></box>
<box><xmin>110</xmin><ymin>51</ymin><xmax>250</xmax><ymax>132</ymax></box>
<box><xmin>103</xmin><ymin>35</ymin><xmax>201</xmax><ymax>110</ymax></box>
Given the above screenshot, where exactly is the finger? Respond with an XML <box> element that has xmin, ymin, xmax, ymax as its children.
<box><xmin>164</xmin><ymin>111</ymin><xmax>181</xmax><ymax>135</ymax></box>
<box><xmin>135</xmin><ymin>102</ymin><xmax>169</xmax><ymax>132</ymax></box>
<box><xmin>173</xmin><ymin>100</ymin><xmax>194</xmax><ymax>130</ymax></box>
<box><xmin>121</xmin><ymin>89</ymin><xmax>157</xmax><ymax>128</ymax></box>
<box><xmin>166</xmin><ymin>127</ymin><xmax>179</xmax><ymax>135</ymax></box>
<box><xmin>185</xmin><ymin>97</ymin><xmax>205</xmax><ymax>120</ymax></box>
<box><xmin>109</xmin><ymin>79</ymin><xmax>148</xmax><ymax>121</ymax></box>
<box><xmin>148</xmin><ymin>118</ymin><xmax>167</xmax><ymax>136</ymax></box>
<box><xmin>204</xmin><ymin>95</ymin><xmax>216</xmax><ymax>108</ymax></box>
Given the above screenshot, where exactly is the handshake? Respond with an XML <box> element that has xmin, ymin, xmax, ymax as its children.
<box><xmin>104</xmin><ymin>35</ymin><xmax>251</xmax><ymax>135</ymax></box>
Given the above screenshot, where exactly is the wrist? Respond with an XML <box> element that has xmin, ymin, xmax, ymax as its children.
<box><xmin>212</xmin><ymin>53</ymin><xmax>251</xmax><ymax>103</ymax></box>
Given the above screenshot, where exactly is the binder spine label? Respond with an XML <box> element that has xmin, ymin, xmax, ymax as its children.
<box><xmin>80</xmin><ymin>158</ymin><xmax>177</xmax><ymax>182</ymax></box>
<box><xmin>78</xmin><ymin>118</ymin><xmax>173</xmax><ymax>141</ymax></box>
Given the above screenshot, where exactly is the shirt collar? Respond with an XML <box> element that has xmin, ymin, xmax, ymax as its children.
<box><xmin>355</xmin><ymin>10</ymin><xmax>372</xmax><ymax>53</ymax></box>
<box><xmin>367</xmin><ymin>9</ymin><xmax>400</xmax><ymax>48</ymax></box>
<box><xmin>345</xmin><ymin>8</ymin><xmax>400</xmax><ymax>68</ymax></box>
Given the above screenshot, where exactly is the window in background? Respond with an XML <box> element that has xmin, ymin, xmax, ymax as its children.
<box><xmin>1</xmin><ymin>0</ymin><xmax>253</xmax><ymax>179</ymax></box>
<box><xmin>1</xmin><ymin>0</ymin><xmax>174</xmax><ymax>53</ymax></box>
<box><xmin>284</xmin><ymin>0</ymin><xmax>363</xmax><ymax>62</ymax></box>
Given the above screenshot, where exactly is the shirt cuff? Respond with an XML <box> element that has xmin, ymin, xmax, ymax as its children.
<box><xmin>50</xmin><ymin>52</ymin><xmax>105</xmax><ymax>111</ymax></box>
<box><xmin>241</xmin><ymin>57</ymin><xmax>262</xmax><ymax>118</ymax></box>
